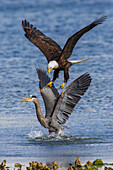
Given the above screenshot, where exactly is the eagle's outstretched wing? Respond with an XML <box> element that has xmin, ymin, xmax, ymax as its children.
<box><xmin>60</xmin><ymin>16</ymin><xmax>107</xmax><ymax>60</ymax></box>
<box><xmin>22</xmin><ymin>20</ymin><xmax>62</xmax><ymax>62</ymax></box>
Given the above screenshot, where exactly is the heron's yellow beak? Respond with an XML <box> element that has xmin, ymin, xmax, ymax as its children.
<box><xmin>48</xmin><ymin>67</ymin><xmax>52</xmax><ymax>74</ymax></box>
<box><xmin>21</xmin><ymin>97</ymin><xmax>32</xmax><ymax>101</ymax></box>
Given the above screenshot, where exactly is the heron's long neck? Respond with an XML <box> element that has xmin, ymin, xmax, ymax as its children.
<box><xmin>33</xmin><ymin>98</ymin><xmax>45</xmax><ymax>123</ymax></box>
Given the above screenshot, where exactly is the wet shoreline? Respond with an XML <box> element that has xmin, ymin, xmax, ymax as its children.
<box><xmin>1</xmin><ymin>157</ymin><xmax>113</xmax><ymax>170</ymax></box>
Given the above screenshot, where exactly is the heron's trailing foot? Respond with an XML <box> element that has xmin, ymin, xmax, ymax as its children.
<box><xmin>46</xmin><ymin>81</ymin><xmax>53</xmax><ymax>87</ymax></box>
<box><xmin>60</xmin><ymin>82</ymin><xmax>65</xmax><ymax>89</ymax></box>
<box><xmin>70</xmin><ymin>58</ymin><xmax>90</xmax><ymax>64</ymax></box>
<box><xmin>49</xmin><ymin>132</ymin><xmax>53</xmax><ymax>135</ymax></box>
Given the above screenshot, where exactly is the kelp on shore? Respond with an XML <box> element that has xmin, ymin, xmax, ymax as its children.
<box><xmin>0</xmin><ymin>157</ymin><xmax>113</xmax><ymax>170</ymax></box>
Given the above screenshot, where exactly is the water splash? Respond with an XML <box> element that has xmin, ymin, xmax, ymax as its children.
<box><xmin>27</xmin><ymin>130</ymin><xmax>80</xmax><ymax>141</ymax></box>
<box><xmin>28</xmin><ymin>131</ymin><xmax>44</xmax><ymax>139</ymax></box>
<box><xmin>27</xmin><ymin>131</ymin><xmax>106</xmax><ymax>145</ymax></box>
<box><xmin>27</xmin><ymin>130</ymin><xmax>67</xmax><ymax>141</ymax></box>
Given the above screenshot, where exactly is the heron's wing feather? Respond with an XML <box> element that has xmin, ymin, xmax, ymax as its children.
<box><xmin>51</xmin><ymin>73</ymin><xmax>91</xmax><ymax>125</ymax></box>
<box><xmin>22</xmin><ymin>20</ymin><xmax>62</xmax><ymax>62</ymax></box>
<box><xmin>60</xmin><ymin>16</ymin><xmax>107</xmax><ymax>60</ymax></box>
<box><xmin>36</xmin><ymin>68</ymin><xmax>59</xmax><ymax>119</ymax></box>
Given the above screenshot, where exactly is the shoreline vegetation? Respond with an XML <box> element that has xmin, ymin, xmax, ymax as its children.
<box><xmin>0</xmin><ymin>158</ymin><xmax>113</xmax><ymax>170</ymax></box>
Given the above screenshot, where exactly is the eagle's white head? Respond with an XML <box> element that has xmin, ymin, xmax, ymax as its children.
<box><xmin>48</xmin><ymin>60</ymin><xmax>59</xmax><ymax>74</ymax></box>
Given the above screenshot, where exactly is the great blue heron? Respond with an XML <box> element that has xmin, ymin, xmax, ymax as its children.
<box><xmin>22</xmin><ymin>69</ymin><xmax>91</xmax><ymax>135</ymax></box>
<box><xmin>22</xmin><ymin>16</ymin><xmax>106</xmax><ymax>88</ymax></box>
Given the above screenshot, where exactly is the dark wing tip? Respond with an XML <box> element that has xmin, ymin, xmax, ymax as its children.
<box><xmin>66</xmin><ymin>72</ymin><xmax>92</xmax><ymax>96</ymax></box>
<box><xmin>22</xmin><ymin>19</ymin><xmax>27</xmax><ymax>29</ymax></box>
<box><xmin>36</xmin><ymin>68</ymin><xmax>59</xmax><ymax>97</ymax></box>
<box><xmin>76</xmin><ymin>72</ymin><xmax>92</xmax><ymax>88</ymax></box>
<box><xmin>80</xmin><ymin>72</ymin><xmax>92</xmax><ymax>82</ymax></box>
<box><xmin>94</xmin><ymin>15</ymin><xmax>107</xmax><ymax>25</ymax></box>
<box><xmin>22</xmin><ymin>19</ymin><xmax>36</xmax><ymax>34</ymax></box>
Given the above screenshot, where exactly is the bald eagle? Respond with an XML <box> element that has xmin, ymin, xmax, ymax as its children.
<box><xmin>22</xmin><ymin>16</ymin><xmax>106</xmax><ymax>88</ymax></box>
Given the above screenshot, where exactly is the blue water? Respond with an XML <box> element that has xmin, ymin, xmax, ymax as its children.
<box><xmin>0</xmin><ymin>0</ymin><xmax>113</xmax><ymax>168</ymax></box>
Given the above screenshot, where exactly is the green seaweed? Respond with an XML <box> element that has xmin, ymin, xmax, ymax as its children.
<box><xmin>104</xmin><ymin>167</ymin><xmax>113</xmax><ymax>170</ymax></box>
<box><xmin>14</xmin><ymin>163</ymin><xmax>22</xmax><ymax>168</ymax></box>
<box><xmin>84</xmin><ymin>165</ymin><xmax>98</xmax><ymax>170</ymax></box>
<box><xmin>93</xmin><ymin>159</ymin><xmax>104</xmax><ymax>166</ymax></box>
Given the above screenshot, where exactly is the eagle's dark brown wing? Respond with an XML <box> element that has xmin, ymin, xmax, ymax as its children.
<box><xmin>22</xmin><ymin>20</ymin><xmax>62</xmax><ymax>62</ymax></box>
<box><xmin>60</xmin><ymin>16</ymin><xmax>107</xmax><ymax>60</ymax></box>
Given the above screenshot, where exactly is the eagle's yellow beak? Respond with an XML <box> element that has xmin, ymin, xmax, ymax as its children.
<box><xmin>21</xmin><ymin>97</ymin><xmax>32</xmax><ymax>101</ymax></box>
<box><xmin>48</xmin><ymin>67</ymin><xmax>52</xmax><ymax>74</ymax></box>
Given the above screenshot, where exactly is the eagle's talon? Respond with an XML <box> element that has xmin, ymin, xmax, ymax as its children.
<box><xmin>60</xmin><ymin>82</ymin><xmax>65</xmax><ymax>89</ymax></box>
<box><xmin>46</xmin><ymin>81</ymin><xmax>53</xmax><ymax>87</ymax></box>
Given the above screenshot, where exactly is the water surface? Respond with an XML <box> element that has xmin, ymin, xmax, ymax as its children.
<box><xmin>0</xmin><ymin>0</ymin><xmax>113</xmax><ymax>168</ymax></box>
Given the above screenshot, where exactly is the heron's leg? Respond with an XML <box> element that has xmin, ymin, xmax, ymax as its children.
<box><xmin>58</xmin><ymin>130</ymin><xmax>63</xmax><ymax>136</ymax></box>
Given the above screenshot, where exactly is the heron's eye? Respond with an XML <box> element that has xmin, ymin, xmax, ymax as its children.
<box><xmin>30</xmin><ymin>95</ymin><xmax>37</xmax><ymax>98</ymax></box>
<box><xmin>32</xmin><ymin>95</ymin><xmax>37</xmax><ymax>98</ymax></box>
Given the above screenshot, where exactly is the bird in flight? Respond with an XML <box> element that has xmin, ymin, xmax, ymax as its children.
<box><xmin>22</xmin><ymin>16</ymin><xmax>106</xmax><ymax>88</ymax></box>
<box><xmin>21</xmin><ymin>68</ymin><xmax>91</xmax><ymax>135</ymax></box>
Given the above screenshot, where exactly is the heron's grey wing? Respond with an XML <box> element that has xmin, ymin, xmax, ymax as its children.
<box><xmin>22</xmin><ymin>20</ymin><xmax>62</xmax><ymax>62</ymax></box>
<box><xmin>51</xmin><ymin>73</ymin><xmax>91</xmax><ymax>125</ymax></box>
<box><xmin>60</xmin><ymin>16</ymin><xmax>107</xmax><ymax>60</ymax></box>
<box><xmin>36</xmin><ymin>68</ymin><xmax>59</xmax><ymax>119</ymax></box>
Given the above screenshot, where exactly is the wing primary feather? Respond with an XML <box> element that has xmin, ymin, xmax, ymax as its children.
<box><xmin>94</xmin><ymin>15</ymin><xmax>107</xmax><ymax>25</ymax></box>
<box><xmin>51</xmin><ymin>72</ymin><xmax>91</xmax><ymax>125</ymax></box>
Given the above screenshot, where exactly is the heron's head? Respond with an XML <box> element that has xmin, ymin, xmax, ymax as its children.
<box><xmin>21</xmin><ymin>95</ymin><xmax>37</xmax><ymax>102</ymax></box>
<box><xmin>48</xmin><ymin>60</ymin><xmax>59</xmax><ymax>74</ymax></box>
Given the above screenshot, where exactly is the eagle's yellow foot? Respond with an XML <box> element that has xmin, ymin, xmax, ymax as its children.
<box><xmin>60</xmin><ymin>82</ymin><xmax>65</xmax><ymax>89</ymax></box>
<box><xmin>46</xmin><ymin>81</ymin><xmax>53</xmax><ymax>87</ymax></box>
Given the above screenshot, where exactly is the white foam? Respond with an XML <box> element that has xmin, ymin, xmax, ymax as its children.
<box><xmin>28</xmin><ymin>131</ymin><xmax>44</xmax><ymax>139</ymax></box>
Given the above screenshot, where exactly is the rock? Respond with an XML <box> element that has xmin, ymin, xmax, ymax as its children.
<box><xmin>52</xmin><ymin>161</ymin><xmax>61</xmax><ymax>169</ymax></box>
<box><xmin>52</xmin><ymin>161</ymin><xmax>58</xmax><ymax>167</ymax></box>
<box><xmin>26</xmin><ymin>167</ymin><xmax>32</xmax><ymax>170</ymax></box>
<box><xmin>0</xmin><ymin>160</ymin><xmax>6</xmax><ymax>170</ymax></box>
<box><xmin>29</xmin><ymin>161</ymin><xmax>39</xmax><ymax>170</ymax></box>
<box><xmin>85</xmin><ymin>161</ymin><xmax>93</xmax><ymax>168</ymax></box>
<box><xmin>1</xmin><ymin>160</ymin><xmax>6</xmax><ymax>167</ymax></box>
<box><xmin>43</xmin><ymin>165</ymin><xmax>51</xmax><ymax>170</ymax></box>
<box><xmin>75</xmin><ymin>157</ymin><xmax>83</xmax><ymax>169</ymax></box>
<box><xmin>68</xmin><ymin>163</ymin><xmax>74</xmax><ymax>170</ymax></box>
<box><xmin>68</xmin><ymin>166</ymin><xmax>73</xmax><ymax>170</ymax></box>
<box><xmin>37</xmin><ymin>162</ymin><xmax>44</xmax><ymax>170</ymax></box>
